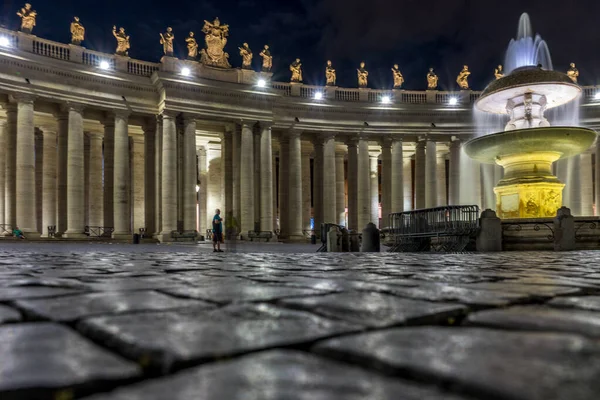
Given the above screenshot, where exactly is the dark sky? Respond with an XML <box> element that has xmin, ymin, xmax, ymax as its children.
<box><xmin>2</xmin><ymin>0</ymin><xmax>600</xmax><ymax>89</ymax></box>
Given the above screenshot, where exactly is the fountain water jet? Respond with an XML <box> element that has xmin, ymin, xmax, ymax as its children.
<box><xmin>464</xmin><ymin>13</ymin><xmax>597</xmax><ymax>219</ymax></box>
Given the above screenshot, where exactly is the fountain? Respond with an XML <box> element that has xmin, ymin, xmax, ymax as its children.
<box><xmin>464</xmin><ymin>13</ymin><xmax>597</xmax><ymax>219</ymax></box>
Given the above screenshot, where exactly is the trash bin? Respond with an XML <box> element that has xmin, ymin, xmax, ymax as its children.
<box><xmin>133</xmin><ymin>233</ymin><xmax>140</xmax><ymax>244</ymax></box>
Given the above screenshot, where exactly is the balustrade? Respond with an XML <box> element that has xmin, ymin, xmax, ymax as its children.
<box><xmin>32</xmin><ymin>37</ymin><xmax>70</xmax><ymax>60</ymax></box>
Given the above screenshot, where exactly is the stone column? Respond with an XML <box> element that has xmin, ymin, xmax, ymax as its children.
<box><xmin>311</xmin><ymin>138</ymin><xmax>322</xmax><ymax>236</ymax></box>
<box><xmin>580</xmin><ymin>152</ymin><xmax>593</xmax><ymax>216</ymax></box>
<box><xmin>87</xmin><ymin>132</ymin><xmax>103</xmax><ymax>227</ymax></box>
<box><xmin>403</xmin><ymin>150</ymin><xmax>413</xmax><ymax>211</ymax></box>
<box><xmin>0</xmin><ymin>121</ymin><xmax>6</xmax><ymax>225</ymax></box>
<box><xmin>40</xmin><ymin>129</ymin><xmax>57</xmax><ymax>236</ymax></box>
<box><xmin>322</xmin><ymin>135</ymin><xmax>337</xmax><ymax>224</ymax></box>
<box><xmin>596</xmin><ymin>140</ymin><xmax>600</xmax><ymax>216</ymax></box>
<box><xmin>143</xmin><ymin>120</ymin><xmax>156</xmax><ymax>235</ymax></box>
<box><xmin>159</xmin><ymin>112</ymin><xmax>177</xmax><ymax>241</ymax></box>
<box><xmin>425</xmin><ymin>140</ymin><xmax>437</xmax><ymax>208</ymax></box>
<box><xmin>15</xmin><ymin>97</ymin><xmax>38</xmax><ymax>236</ymax></box>
<box><xmin>436</xmin><ymin>151</ymin><xmax>447</xmax><ymax>206</ymax></box>
<box><xmin>3</xmin><ymin>103</ymin><xmax>17</xmax><ymax>230</ymax></box>
<box><xmin>335</xmin><ymin>150</ymin><xmax>346</xmax><ymax>226</ymax></box>
<box><xmin>130</xmin><ymin>136</ymin><xmax>145</xmax><ymax>232</ymax></box>
<box><xmin>288</xmin><ymin>129</ymin><xmax>303</xmax><ymax>239</ymax></box>
<box><xmin>460</xmin><ymin>147</ymin><xmax>482</xmax><ymax>208</ymax></box>
<box><xmin>63</xmin><ymin>104</ymin><xmax>86</xmax><ymax>238</ymax></box>
<box><xmin>369</xmin><ymin>150</ymin><xmax>379</xmax><ymax>226</ymax></box>
<box><xmin>448</xmin><ymin>139</ymin><xmax>461</xmax><ymax>205</ymax></box>
<box><xmin>111</xmin><ymin>112</ymin><xmax>130</xmax><ymax>238</ymax></box>
<box><xmin>381</xmin><ymin>139</ymin><xmax>392</xmax><ymax>220</ymax></box>
<box><xmin>260</xmin><ymin>124</ymin><xmax>275</xmax><ymax>234</ymax></box>
<box><xmin>272</xmin><ymin>154</ymin><xmax>277</xmax><ymax>231</ymax></box>
<box><xmin>415</xmin><ymin>140</ymin><xmax>426</xmax><ymax>209</ymax></box>
<box><xmin>83</xmin><ymin>133</ymin><xmax>90</xmax><ymax>228</ymax></box>
<box><xmin>222</xmin><ymin>126</ymin><xmax>234</xmax><ymax>224</ymax></box>
<box><xmin>206</xmin><ymin>146</ymin><xmax>222</xmax><ymax>230</ymax></box>
<box><xmin>567</xmin><ymin>155</ymin><xmax>582</xmax><ymax>216</ymax></box>
<box><xmin>232</xmin><ymin>125</ymin><xmax>241</xmax><ymax>222</ymax></box>
<box><xmin>481</xmin><ymin>163</ymin><xmax>496</xmax><ymax>210</ymax></box>
<box><xmin>301</xmin><ymin>148</ymin><xmax>312</xmax><ymax>231</ymax></box>
<box><xmin>253</xmin><ymin>130</ymin><xmax>261</xmax><ymax>226</ymax></box>
<box><xmin>347</xmin><ymin>139</ymin><xmax>358</xmax><ymax>230</ymax></box>
<box><xmin>197</xmin><ymin>147</ymin><xmax>207</xmax><ymax>233</ymax></box>
<box><xmin>182</xmin><ymin>116</ymin><xmax>197</xmax><ymax>232</ymax></box>
<box><xmin>357</xmin><ymin>137</ymin><xmax>370</xmax><ymax>228</ymax></box>
<box><xmin>102</xmin><ymin>116</ymin><xmax>114</xmax><ymax>230</ymax></box>
<box><xmin>35</xmin><ymin>132</ymin><xmax>43</xmax><ymax>234</ymax></box>
<box><xmin>391</xmin><ymin>139</ymin><xmax>403</xmax><ymax>213</ymax></box>
<box><xmin>153</xmin><ymin>116</ymin><xmax>163</xmax><ymax>236</ymax></box>
<box><xmin>240</xmin><ymin>122</ymin><xmax>255</xmax><ymax>236</ymax></box>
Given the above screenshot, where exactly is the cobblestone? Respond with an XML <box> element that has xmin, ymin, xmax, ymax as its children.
<box><xmin>1</xmin><ymin>244</ymin><xmax>600</xmax><ymax>399</ymax></box>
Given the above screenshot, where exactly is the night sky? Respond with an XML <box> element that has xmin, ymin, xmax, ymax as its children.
<box><xmin>2</xmin><ymin>0</ymin><xmax>600</xmax><ymax>89</ymax></box>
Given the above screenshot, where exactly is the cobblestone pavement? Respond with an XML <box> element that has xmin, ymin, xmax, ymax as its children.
<box><xmin>2</xmin><ymin>243</ymin><xmax>600</xmax><ymax>399</ymax></box>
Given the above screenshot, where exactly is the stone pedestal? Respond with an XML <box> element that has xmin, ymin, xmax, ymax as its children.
<box><xmin>476</xmin><ymin>209</ymin><xmax>502</xmax><ymax>252</ymax></box>
<box><xmin>360</xmin><ymin>222</ymin><xmax>380</xmax><ymax>252</ymax></box>
<box><xmin>68</xmin><ymin>44</ymin><xmax>84</xmax><ymax>63</ymax></box>
<box><xmin>553</xmin><ymin>207</ymin><xmax>575</xmax><ymax>251</ymax></box>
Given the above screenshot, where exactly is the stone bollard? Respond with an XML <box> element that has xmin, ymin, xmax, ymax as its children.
<box><xmin>360</xmin><ymin>223</ymin><xmax>380</xmax><ymax>252</ymax></box>
<box><xmin>350</xmin><ymin>232</ymin><xmax>360</xmax><ymax>252</ymax></box>
<box><xmin>341</xmin><ymin>228</ymin><xmax>350</xmax><ymax>252</ymax></box>
<box><xmin>327</xmin><ymin>226</ymin><xmax>341</xmax><ymax>252</ymax></box>
<box><xmin>553</xmin><ymin>206</ymin><xmax>575</xmax><ymax>251</ymax></box>
<box><xmin>476</xmin><ymin>209</ymin><xmax>502</xmax><ymax>252</ymax></box>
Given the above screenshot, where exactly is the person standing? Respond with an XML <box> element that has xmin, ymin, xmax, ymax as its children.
<box><xmin>212</xmin><ymin>209</ymin><xmax>224</xmax><ymax>252</ymax></box>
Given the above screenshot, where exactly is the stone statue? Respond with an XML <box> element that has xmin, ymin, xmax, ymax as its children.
<box><xmin>159</xmin><ymin>27</ymin><xmax>174</xmax><ymax>57</ymax></box>
<box><xmin>185</xmin><ymin>32</ymin><xmax>198</xmax><ymax>59</ymax></box>
<box><xmin>259</xmin><ymin>45</ymin><xmax>272</xmax><ymax>72</ymax></box>
<box><xmin>567</xmin><ymin>62</ymin><xmax>579</xmax><ymax>83</ymax></box>
<box><xmin>290</xmin><ymin>58</ymin><xmax>302</xmax><ymax>83</ymax></box>
<box><xmin>357</xmin><ymin>62</ymin><xmax>368</xmax><ymax>88</ymax></box>
<box><xmin>427</xmin><ymin>68</ymin><xmax>438</xmax><ymax>89</ymax></box>
<box><xmin>17</xmin><ymin>3</ymin><xmax>37</xmax><ymax>34</ymax></box>
<box><xmin>200</xmin><ymin>17</ymin><xmax>231</xmax><ymax>68</ymax></box>
<box><xmin>112</xmin><ymin>26</ymin><xmax>130</xmax><ymax>56</ymax></box>
<box><xmin>70</xmin><ymin>16</ymin><xmax>85</xmax><ymax>45</ymax></box>
<box><xmin>494</xmin><ymin>65</ymin><xmax>504</xmax><ymax>80</ymax></box>
<box><xmin>239</xmin><ymin>43</ymin><xmax>253</xmax><ymax>69</ymax></box>
<box><xmin>456</xmin><ymin>65</ymin><xmax>470</xmax><ymax>90</ymax></box>
<box><xmin>392</xmin><ymin>64</ymin><xmax>404</xmax><ymax>88</ymax></box>
<box><xmin>325</xmin><ymin>60</ymin><xmax>336</xmax><ymax>86</ymax></box>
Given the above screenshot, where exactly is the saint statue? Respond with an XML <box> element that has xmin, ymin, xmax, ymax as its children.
<box><xmin>200</xmin><ymin>17</ymin><xmax>231</xmax><ymax>68</ymax></box>
<box><xmin>112</xmin><ymin>26</ymin><xmax>130</xmax><ymax>56</ymax></box>
<box><xmin>325</xmin><ymin>60</ymin><xmax>336</xmax><ymax>86</ymax></box>
<box><xmin>290</xmin><ymin>58</ymin><xmax>302</xmax><ymax>83</ymax></box>
<box><xmin>357</xmin><ymin>62</ymin><xmax>368</xmax><ymax>88</ymax></box>
<box><xmin>427</xmin><ymin>68</ymin><xmax>438</xmax><ymax>89</ymax></box>
<box><xmin>456</xmin><ymin>65</ymin><xmax>470</xmax><ymax>90</ymax></box>
<box><xmin>17</xmin><ymin>3</ymin><xmax>37</xmax><ymax>34</ymax></box>
<box><xmin>70</xmin><ymin>16</ymin><xmax>85</xmax><ymax>45</ymax></box>
<box><xmin>259</xmin><ymin>45</ymin><xmax>273</xmax><ymax>72</ymax></box>
<box><xmin>239</xmin><ymin>43</ymin><xmax>253</xmax><ymax>69</ymax></box>
<box><xmin>160</xmin><ymin>27</ymin><xmax>175</xmax><ymax>57</ymax></box>
<box><xmin>567</xmin><ymin>62</ymin><xmax>579</xmax><ymax>83</ymax></box>
<box><xmin>185</xmin><ymin>32</ymin><xmax>198</xmax><ymax>59</ymax></box>
<box><xmin>392</xmin><ymin>64</ymin><xmax>404</xmax><ymax>88</ymax></box>
<box><xmin>494</xmin><ymin>65</ymin><xmax>504</xmax><ymax>80</ymax></box>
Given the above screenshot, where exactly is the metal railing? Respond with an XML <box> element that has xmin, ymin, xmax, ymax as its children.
<box><xmin>388</xmin><ymin>205</ymin><xmax>480</xmax><ymax>252</ymax></box>
<box><xmin>0</xmin><ymin>224</ymin><xmax>12</xmax><ymax>236</ymax></box>
<box><xmin>85</xmin><ymin>226</ymin><xmax>114</xmax><ymax>238</ymax></box>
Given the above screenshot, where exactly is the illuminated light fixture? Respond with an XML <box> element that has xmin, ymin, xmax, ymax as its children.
<box><xmin>595</xmin><ymin>92</ymin><xmax>600</xmax><ymax>101</ymax></box>
<box><xmin>99</xmin><ymin>60</ymin><xmax>111</xmax><ymax>70</ymax></box>
<box><xmin>195</xmin><ymin>184</ymin><xmax>200</xmax><ymax>193</ymax></box>
<box><xmin>257</xmin><ymin>78</ymin><xmax>267</xmax><ymax>87</ymax></box>
<box><xmin>381</xmin><ymin>95</ymin><xmax>391</xmax><ymax>104</ymax></box>
<box><xmin>181</xmin><ymin>67</ymin><xmax>191</xmax><ymax>77</ymax></box>
<box><xmin>314</xmin><ymin>92</ymin><xmax>323</xmax><ymax>100</ymax></box>
<box><xmin>0</xmin><ymin>36</ymin><xmax>11</xmax><ymax>48</ymax></box>
<box><xmin>448</xmin><ymin>97</ymin><xmax>459</xmax><ymax>106</ymax></box>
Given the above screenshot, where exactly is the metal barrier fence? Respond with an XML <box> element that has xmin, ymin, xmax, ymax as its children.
<box><xmin>85</xmin><ymin>226</ymin><xmax>114</xmax><ymax>238</ymax></box>
<box><xmin>388</xmin><ymin>205</ymin><xmax>480</xmax><ymax>252</ymax></box>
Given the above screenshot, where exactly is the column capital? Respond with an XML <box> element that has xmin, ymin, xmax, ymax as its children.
<box><xmin>288</xmin><ymin>128</ymin><xmax>302</xmax><ymax>139</ymax></box>
<box><xmin>259</xmin><ymin>121</ymin><xmax>273</xmax><ymax>130</ymax></box>
<box><xmin>416</xmin><ymin>140</ymin><xmax>426</xmax><ymax>149</ymax></box>
<box><xmin>61</xmin><ymin>102</ymin><xmax>86</xmax><ymax>114</ymax></box>
<box><xmin>380</xmin><ymin>137</ymin><xmax>394</xmax><ymax>149</ymax></box>
<box><xmin>130</xmin><ymin>135</ymin><xmax>144</xmax><ymax>144</ymax></box>
<box><xmin>182</xmin><ymin>114</ymin><xmax>198</xmax><ymax>124</ymax></box>
<box><xmin>10</xmin><ymin>93</ymin><xmax>35</xmax><ymax>104</ymax></box>
<box><xmin>160</xmin><ymin>110</ymin><xmax>179</xmax><ymax>119</ymax></box>
<box><xmin>369</xmin><ymin>150</ymin><xmax>381</xmax><ymax>159</ymax></box>
<box><xmin>346</xmin><ymin>137</ymin><xmax>359</xmax><ymax>148</ymax></box>
<box><xmin>142</xmin><ymin>118</ymin><xmax>157</xmax><ymax>133</ymax></box>
<box><xmin>85</xmin><ymin>131</ymin><xmax>103</xmax><ymax>140</ymax></box>
<box><xmin>239</xmin><ymin>119</ymin><xmax>256</xmax><ymax>128</ymax></box>
<box><xmin>113</xmin><ymin>110</ymin><xmax>130</xmax><ymax>120</ymax></box>
<box><xmin>0</xmin><ymin>101</ymin><xmax>17</xmax><ymax>113</ymax></box>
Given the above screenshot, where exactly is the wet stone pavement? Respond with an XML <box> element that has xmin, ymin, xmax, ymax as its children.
<box><xmin>2</xmin><ymin>244</ymin><xmax>600</xmax><ymax>399</ymax></box>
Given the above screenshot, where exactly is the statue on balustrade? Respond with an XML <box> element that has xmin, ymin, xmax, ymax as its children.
<box><xmin>567</xmin><ymin>62</ymin><xmax>579</xmax><ymax>83</ymax></box>
<box><xmin>17</xmin><ymin>3</ymin><xmax>37</xmax><ymax>34</ymax></box>
<box><xmin>112</xmin><ymin>26</ymin><xmax>130</xmax><ymax>56</ymax></box>
<box><xmin>70</xmin><ymin>16</ymin><xmax>85</xmax><ymax>45</ymax></box>
<box><xmin>494</xmin><ymin>65</ymin><xmax>504</xmax><ymax>80</ymax></box>
<box><xmin>186</xmin><ymin>32</ymin><xmax>198</xmax><ymax>59</ymax></box>
<box><xmin>325</xmin><ymin>60</ymin><xmax>336</xmax><ymax>86</ymax></box>
<box><xmin>427</xmin><ymin>68</ymin><xmax>438</xmax><ymax>89</ymax></box>
<box><xmin>290</xmin><ymin>58</ymin><xmax>303</xmax><ymax>82</ymax></box>
<box><xmin>392</xmin><ymin>64</ymin><xmax>404</xmax><ymax>88</ymax></box>
<box><xmin>456</xmin><ymin>65</ymin><xmax>470</xmax><ymax>90</ymax></box>
<box><xmin>239</xmin><ymin>43</ymin><xmax>253</xmax><ymax>69</ymax></box>
<box><xmin>357</xmin><ymin>62</ymin><xmax>368</xmax><ymax>88</ymax></box>
<box><xmin>200</xmin><ymin>17</ymin><xmax>231</xmax><ymax>68</ymax></box>
<box><xmin>159</xmin><ymin>27</ymin><xmax>175</xmax><ymax>57</ymax></box>
<box><xmin>259</xmin><ymin>45</ymin><xmax>272</xmax><ymax>72</ymax></box>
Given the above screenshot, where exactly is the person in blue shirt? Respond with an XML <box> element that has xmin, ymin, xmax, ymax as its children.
<box><xmin>212</xmin><ymin>209</ymin><xmax>223</xmax><ymax>252</ymax></box>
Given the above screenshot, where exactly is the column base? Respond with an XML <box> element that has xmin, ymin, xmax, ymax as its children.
<box><xmin>111</xmin><ymin>232</ymin><xmax>133</xmax><ymax>240</ymax></box>
<box><xmin>286</xmin><ymin>234</ymin><xmax>306</xmax><ymax>243</ymax></box>
<box><xmin>22</xmin><ymin>231</ymin><xmax>42</xmax><ymax>239</ymax></box>
<box><xmin>157</xmin><ymin>231</ymin><xmax>175</xmax><ymax>243</ymax></box>
<box><xmin>62</xmin><ymin>230</ymin><xmax>87</xmax><ymax>239</ymax></box>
